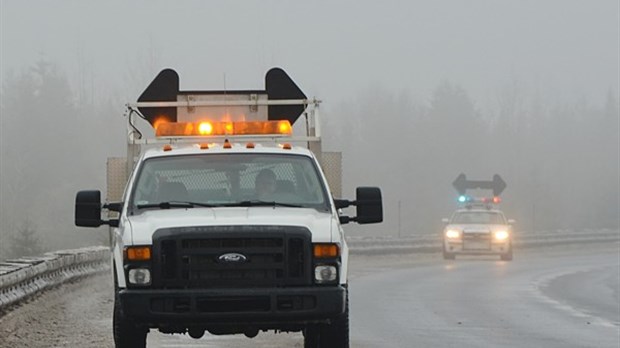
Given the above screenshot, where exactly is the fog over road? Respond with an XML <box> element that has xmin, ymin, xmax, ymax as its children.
<box><xmin>1</xmin><ymin>243</ymin><xmax>618</xmax><ymax>347</ymax></box>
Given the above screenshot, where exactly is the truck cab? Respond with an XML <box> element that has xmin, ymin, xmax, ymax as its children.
<box><xmin>74</xmin><ymin>68</ymin><xmax>383</xmax><ymax>348</ymax></box>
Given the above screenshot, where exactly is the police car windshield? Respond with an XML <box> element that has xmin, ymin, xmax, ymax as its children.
<box><xmin>452</xmin><ymin>211</ymin><xmax>506</xmax><ymax>224</ymax></box>
<box><xmin>130</xmin><ymin>153</ymin><xmax>329</xmax><ymax>212</ymax></box>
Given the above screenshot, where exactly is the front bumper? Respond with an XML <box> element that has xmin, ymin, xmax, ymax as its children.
<box><xmin>120</xmin><ymin>286</ymin><xmax>345</xmax><ymax>327</ymax></box>
<box><xmin>444</xmin><ymin>240</ymin><xmax>511</xmax><ymax>255</ymax></box>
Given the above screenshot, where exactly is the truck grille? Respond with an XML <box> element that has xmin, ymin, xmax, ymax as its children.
<box><xmin>151</xmin><ymin>226</ymin><xmax>312</xmax><ymax>288</ymax></box>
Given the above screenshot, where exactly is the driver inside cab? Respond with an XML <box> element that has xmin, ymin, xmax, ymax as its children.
<box><xmin>255</xmin><ymin>169</ymin><xmax>277</xmax><ymax>201</ymax></box>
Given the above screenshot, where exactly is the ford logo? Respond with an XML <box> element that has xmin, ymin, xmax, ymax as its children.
<box><xmin>218</xmin><ymin>253</ymin><xmax>248</xmax><ymax>263</ymax></box>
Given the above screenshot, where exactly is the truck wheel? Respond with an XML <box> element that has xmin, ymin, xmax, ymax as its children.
<box><xmin>500</xmin><ymin>247</ymin><xmax>513</xmax><ymax>261</ymax></box>
<box><xmin>303</xmin><ymin>289</ymin><xmax>349</xmax><ymax>348</ymax></box>
<box><xmin>320</xmin><ymin>288</ymin><xmax>349</xmax><ymax>348</ymax></box>
<box><xmin>303</xmin><ymin>325</ymin><xmax>320</xmax><ymax>348</ymax></box>
<box><xmin>304</xmin><ymin>289</ymin><xmax>349</xmax><ymax>348</ymax></box>
<box><xmin>113</xmin><ymin>289</ymin><xmax>147</xmax><ymax>348</ymax></box>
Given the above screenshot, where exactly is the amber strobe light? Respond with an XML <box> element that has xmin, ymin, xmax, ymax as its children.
<box><xmin>125</xmin><ymin>246</ymin><xmax>152</xmax><ymax>261</ymax></box>
<box><xmin>313</xmin><ymin>243</ymin><xmax>340</xmax><ymax>258</ymax></box>
<box><xmin>156</xmin><ymin>120</ymin><xmax>293</xmax><ymax>137</ymax></box>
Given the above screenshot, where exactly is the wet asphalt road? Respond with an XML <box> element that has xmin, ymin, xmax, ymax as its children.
<box><xmin>349</xmin><ymin>247</ymin><xmax>619</xmax><ymax>347</ymax></box>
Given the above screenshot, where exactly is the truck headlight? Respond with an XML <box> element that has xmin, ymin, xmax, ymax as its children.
<box><xmin>445</xmin><ymin>230</ymin><xmax>461</xmax><ymax>239</ymax></box>
<box><xmin>494</xmin><ymin>230</ymin><xmax>509</xmax><ymax>241</ymax></box>
<box><xmin>128</xmin><ymin>268</ymin><xmax>151</xmax><ymax>285</ymax></box>
<box><xmin>314</xmin><ymin>265</ymin><xmax>338</xmax><ymax>284</ymax></box>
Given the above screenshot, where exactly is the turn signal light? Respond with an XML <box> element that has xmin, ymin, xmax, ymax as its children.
<box><xmin>125</xmin><ymin>246</ymin><xmax>151</xmax><ymax>261</ymax></box>
<box><xmin>313</xmin><ymin>243</ymin><xmax>339</xmax><ymax>258</ymax></box>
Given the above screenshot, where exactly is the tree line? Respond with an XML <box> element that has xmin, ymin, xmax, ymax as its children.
<box><xmin>0</xmin><ymin>61</ymin><xmax>618</xmax><ymax>260</ymax></box>
<box><xmin>324</xmin><ymin>81</ymin><xmax>618</xmax><ymax>237</ymax></box>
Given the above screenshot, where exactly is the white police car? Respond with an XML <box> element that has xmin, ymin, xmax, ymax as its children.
<box><xmin>442</xmin><ymin>198</ymin><xmax>514</xmax><ymax>261</ymax></box>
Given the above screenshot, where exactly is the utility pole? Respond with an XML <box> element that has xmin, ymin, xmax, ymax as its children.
<box><xmin>398</xmin><ymin>200</ymin><xmax>402</xmax><ymax>238</ymax></box>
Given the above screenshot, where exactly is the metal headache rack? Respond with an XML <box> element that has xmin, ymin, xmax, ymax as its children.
<box><xmin>125</xmin><ymin>97</ymin><xmax>322</xmax><ymax>145</ymax></box>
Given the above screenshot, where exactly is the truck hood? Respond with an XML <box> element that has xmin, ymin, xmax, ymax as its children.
<box><xmin>125</xmin><ymin>207</ymin><xmax>336</xmax><ymax>245</ymax></box>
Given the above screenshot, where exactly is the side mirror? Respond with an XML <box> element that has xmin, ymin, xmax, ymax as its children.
<box><xmin>75</xmin><ymin>190</ymin><xmax>120</xmax><ymax>227</ymax></box>
<box><xmin>442</xmin><ymin>218</ymin><xmax>450</xmax><ymax>224</ymax></box>
<box><xmin>508</xmin><ymin>219</ymin><xmax>516</xmax><ymax>224</ymax></box>
<box><xmin>75</xmin><ymin>190</ymin><xmax>103</xmax><ymax>227</ymax></box>
<box><xmin>355</xmin><ymin>187</ymin><xmax>383</xmax><ymax>224</ymax></box>
<box><xmin>334</xmin><ymin>187</ymin><xmax>383</xmax><ymax>224</ymax></box>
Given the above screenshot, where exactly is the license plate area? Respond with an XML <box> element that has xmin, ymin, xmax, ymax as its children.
<box><xmin>463</xmin><ymin>232</ymin><xmax>491</xmax><ymax>250</ymax></box>
<box><xmin>463</xmin><ymin>241</ymin><xmax>491</xmax><ymax>250</ymax></box>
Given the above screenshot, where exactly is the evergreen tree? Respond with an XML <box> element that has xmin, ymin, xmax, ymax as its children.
<box><xmin>4</xmin><ymin>221</ymin><xmax>43</xmax><ymax>259</ymax></box>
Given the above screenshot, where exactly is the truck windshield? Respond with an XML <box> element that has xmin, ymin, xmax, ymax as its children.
<box><xmin>452</xmin><ymin>212</ymin><xmax>506</xmax><ymax>224</ymax></box>
<box><xmin>130</xmin><ymin>153</ymin><xmax>330</xmax><ymax>212</ymax></box>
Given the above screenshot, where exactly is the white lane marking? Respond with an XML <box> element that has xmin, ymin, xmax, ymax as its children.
<box><xmin>531</xmin><ymin>266</ymin><xmax>618</xmax><ymax>328</ymax></box>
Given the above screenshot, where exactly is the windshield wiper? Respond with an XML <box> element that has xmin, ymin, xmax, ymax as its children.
<box><xmin>136</xmin><ymin>201</ymin><xmax>219</xmax><ymax>209</ymax></box>
<box><xmin>137</xmin><ymin>200</ymin><xmax>303</xmax><ymax>210</ymax></box>
<box><xmin>233</xmin><ymin>200</ymin><xmax>303</xmax><ymax>208</ymax></box>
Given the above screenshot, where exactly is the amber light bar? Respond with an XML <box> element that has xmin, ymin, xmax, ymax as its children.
<box><xmin>155</xmin><ymin>120</ymin><xmax>292</xmax><ymax>137</ymax></box>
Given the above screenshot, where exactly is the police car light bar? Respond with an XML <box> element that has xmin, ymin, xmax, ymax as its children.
<box><xmin>457</xmin><ymin>195</ymin><xmax>502</xmax><ymax>204</ymax></box>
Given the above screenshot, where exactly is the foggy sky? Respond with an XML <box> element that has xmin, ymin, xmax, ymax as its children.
<box><xmin>0</xmin><ymin>1</ymin><xmax>618</xmax><ymax>256</ymax></box>
<box><xmin>2</xmin><ymin>0</ymin><xmax>618</xmax><ymax>105</ymax></box>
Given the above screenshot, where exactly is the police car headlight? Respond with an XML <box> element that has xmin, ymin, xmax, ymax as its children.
<box><xmin>445</xmin><ymin>230</ymin><xmax>461</xmax><ymax>239</ymax></box>
<box><xmin>128</xmin><ymin>268</ymin><xmax>151</xmax><ymax>285</ymax></box>
<box><xmin>494</xmin><ymin>230</ymin><xmax>509</xmax><ymax>241</ymax></box>
<box><xmin>314</xmin><ymin>265</ymin><xmax>338</xmax><ymax>284</ymax></box>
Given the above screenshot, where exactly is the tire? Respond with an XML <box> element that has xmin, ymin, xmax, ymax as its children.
<box><xmin>500</xmin><ymin>246</ymin><xmax>513</xmax><ymax>261</ymax></box>
<box><xmin>303</xmin><ymin>288</ymin><xmax>349</xmax><ymax>348</ymax></box>
<box><xmin>114</xmin><ymin>287</ymin><xmax>148</xmax><ymax>348</ymax></box>
<box><xmin>303</xmin><ymin>325</ymin><xmax>320</xmax><ymax>348</ymax></box>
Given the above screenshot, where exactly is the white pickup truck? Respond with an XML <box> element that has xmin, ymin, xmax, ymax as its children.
<box><xmin>75</xmin><ymin>68</ymin><xmax>383</xmax><ymax>348</ymax></box>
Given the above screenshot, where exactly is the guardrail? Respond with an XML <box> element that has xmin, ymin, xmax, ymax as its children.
<box><xmin>0</xmin><ymin>246</ymin><xmax>109</xmax><ymax>312</ymax></box>
<box><xmin>0</xmin><ymin>229</ymin><xmax>617</xmax><ymax>313</ymax></box>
